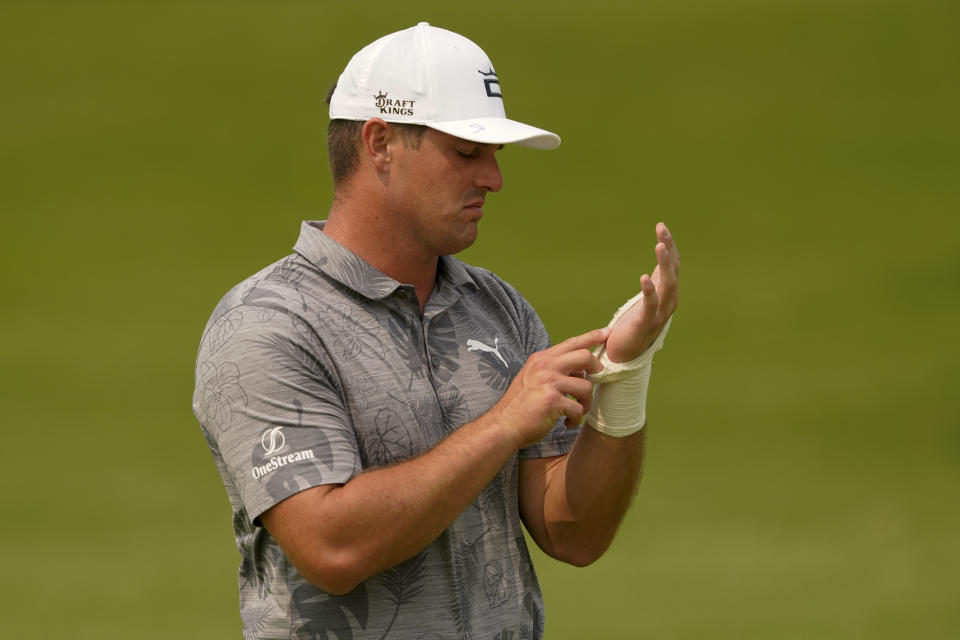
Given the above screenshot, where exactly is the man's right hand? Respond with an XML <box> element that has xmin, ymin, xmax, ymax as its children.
<box><xmin>261</xmin><ymin>327</ymin><xmax>607</xmax><ymax>594</ymax></box>
<box><xmin>490</xmin><ymin>327</ymin><xmax>609</xmax><ymax>449</ymax></box>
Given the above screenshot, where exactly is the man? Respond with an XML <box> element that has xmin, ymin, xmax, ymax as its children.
<box><xmin>193</xmin><ymin>22</ymin><xmax>679</xmax><ymax>639</ymax></box>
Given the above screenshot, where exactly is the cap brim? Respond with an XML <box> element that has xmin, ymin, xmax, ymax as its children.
<box><xmin>427</xmin><ymin>117</ymin><xmax>561</xmax><ymax>150</ymax></box>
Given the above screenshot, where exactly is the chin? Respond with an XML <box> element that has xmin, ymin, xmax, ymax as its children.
<box><xmin>440</xmin><ymin>227</ymin><xmax>479</xmax><ymax>256</ymax></box>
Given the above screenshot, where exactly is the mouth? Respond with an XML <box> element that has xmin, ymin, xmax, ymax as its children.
<box><xmin>463</xmin><ymin>199</ymin><xmax>485</xmax><ymax>215</ymax></box>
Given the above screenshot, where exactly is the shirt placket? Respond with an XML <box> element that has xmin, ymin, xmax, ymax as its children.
<box><xmin>419</xmin><ymin>282</ymin><xmax>462</xmax><ymax>429</ymax></box>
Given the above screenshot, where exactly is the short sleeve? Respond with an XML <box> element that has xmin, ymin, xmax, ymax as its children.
<box><xmin>192</xmin><ymin>306</ymin><xmax>361</xmax><ymax>524</ymax></box>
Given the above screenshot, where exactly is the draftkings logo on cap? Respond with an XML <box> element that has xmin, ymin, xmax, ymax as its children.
<box><xmin>373</xmin><ymin>91</ymin><xmax>416</xmax><ymax>116</ymax></box>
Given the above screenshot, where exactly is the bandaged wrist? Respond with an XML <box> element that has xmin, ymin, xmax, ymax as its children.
<box><xmin>584</xmin><ymin>293</ymin><xmax>672</xmax><ymax>437</ymax></box>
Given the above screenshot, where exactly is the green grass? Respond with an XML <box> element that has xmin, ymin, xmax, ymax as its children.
<box><xmin>1</xmin><ymin>0</ymin><xmax>957</xmax><ymax>637</ymax></box>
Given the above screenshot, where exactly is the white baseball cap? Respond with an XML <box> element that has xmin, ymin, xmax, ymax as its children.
<box><xmin>329</xmin><ymin>22</ymin><xmax>561</xmax><ymax>150</ymax></box>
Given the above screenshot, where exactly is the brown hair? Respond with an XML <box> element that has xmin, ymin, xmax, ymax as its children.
<box><xmin>325</xmin><ymin>84</ymin><xmax>427</xmax><ymax>185</ymax></box>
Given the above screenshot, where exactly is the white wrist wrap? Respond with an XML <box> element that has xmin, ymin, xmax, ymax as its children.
<box><xmin>584</xmin><ymin>292</ymin><xmax>672</xmax><ymax>437</ymax></box>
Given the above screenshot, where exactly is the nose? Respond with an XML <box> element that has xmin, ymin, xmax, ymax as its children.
<box><xmin>476</xmin><ymin>149</ymin><xmax>503</xmax><ymax>193</ymax></box>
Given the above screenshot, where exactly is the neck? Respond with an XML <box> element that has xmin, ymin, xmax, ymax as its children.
<box><xmin>324</xmin><ymin>199</ymin><xmax>437</xmax><ymax>309</ymax></box>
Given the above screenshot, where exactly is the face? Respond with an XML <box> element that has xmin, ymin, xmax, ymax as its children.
<box><xmin>385</xmin><ymin>127</ymin><xmax>503</xmax><ymax>258</ymax></box>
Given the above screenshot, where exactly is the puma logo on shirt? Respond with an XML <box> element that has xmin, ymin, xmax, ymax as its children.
<box><xmin>466</xmin><ymin>337</ymin><xmax>508</xmax><ymax>368</ymax></box>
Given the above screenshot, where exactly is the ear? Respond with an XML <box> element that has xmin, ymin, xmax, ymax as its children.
<box><xmin>361</xmin><ymin>118</ymin><xmax>395</xmax><ymax>172</ymax></box>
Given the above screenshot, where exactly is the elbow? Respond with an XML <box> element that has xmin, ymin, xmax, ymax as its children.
<box><xmin>565</xmin><ymin>551</ymin><xmax>601</xmax><ymax>568</ymax></box>
<box><xmin>295</xmin><ymin>550</ymin><xmax>368</xmax><ymax>596</ymax></box>
<box><xmin>553</xmin><ymin>541</ymin><xmax>608</xmax><ymax>568</ymax></box>
<box><xmin>543</xmin><ymin>528</ymin><xmax>613</xmax><ymax>568</ymax></box>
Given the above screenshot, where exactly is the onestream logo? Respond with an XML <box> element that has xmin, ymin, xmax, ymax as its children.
<box><xmin>261</xmin><ymin>426</ymin><xmax>286</xmax><ymax>455</ymax></box>
<box><xmin>252</xmin><ymin>426</ymin><xmax>316</xmax><ymax>480</ymax></box>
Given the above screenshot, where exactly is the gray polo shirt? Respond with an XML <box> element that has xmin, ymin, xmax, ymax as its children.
<box><xmin>193</xmin><ymin>221</ymin><xmax>579</xmax><ymax>640</ymax></box>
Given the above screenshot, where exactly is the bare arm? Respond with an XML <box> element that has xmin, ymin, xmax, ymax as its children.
<box><xmin>519</xmin><ymin>428</ymin><xmax>644</xmax><ymax>566</ymax></box>
<box><xmin>260</xmin><ymin>327</ymin><xmax>608</xmax><ymax>594</ymax></box>
<box><xmin>519</xmin><ymin>222</ymin><xmax>679</xmax><ymax>565</ymax></box>
<box><xmin>261</xmin><ymin>415</ymin><xmax>516</xmax><ymax>594</ymax></box>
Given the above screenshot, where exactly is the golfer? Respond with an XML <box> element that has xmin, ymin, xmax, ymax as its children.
<box><xmin>193</xmin><ymin>22</ymin><xmax>679</xmax><ymax>639</ymax></box>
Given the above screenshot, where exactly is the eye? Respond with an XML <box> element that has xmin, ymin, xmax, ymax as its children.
<box><xmin>456</xmin><ymin>147</ymin><xmax>479</xmax><ymax>159</ymax></box>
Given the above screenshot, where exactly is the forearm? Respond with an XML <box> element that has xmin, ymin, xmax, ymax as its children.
<box><xmin>540</xmin><ymin>425</ymin><xmax>645</xmax><ymax>564</ymax></box>
<box><xmin>265</xmin><ymin>327</ymin><xmax>611</xmax><ymax>593</ymax></box>
<box><xmin>264</xmin><ymin>413</ymin><xmax>516</xmax><ymax>593</ymax></box>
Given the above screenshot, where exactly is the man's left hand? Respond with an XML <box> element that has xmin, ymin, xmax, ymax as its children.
<box><xmin>604</xmin><ymin>222</ymin><xmax>680</xmax><ymax>363</ymax></box>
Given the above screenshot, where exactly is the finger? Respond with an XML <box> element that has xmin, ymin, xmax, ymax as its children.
<box><xmin>656</xmin><ymin>241</ymin><xmax>671</xmax><ymax>278</ymax></box>
<box><xmin>569</xmin><ymin>379</ymin><xmax>594</xmax><ymax>417</ymax></box>
<box><xmin>584</xmin><ymin>354</ymin><xmax>604</xmax><ymax>375</ymax></box>
<box><xmin>553</xmin><ymin>348</ymin><xmax>604</xmax><ymax>376</ymax></box>
<box><xmin>655</xmin><ymin>241</ymin><xmax>678</xmax><ymax>299</ymax></box>
<box><xmin>656</xmin><ymin>221</ymin><xmax>670</xmax><ymax>245</ymax></box>
<box><xmin>553</xmin><ymin>327</ymin><xmax>610</xmax><ymax>355</ymax></box>
<box><xmin>641</xmin><ymin>274</ymin><xmax>659</xmax><ymax>313</ymax></box>
<box><xmin>657</xmin><ymin>222</ymin><xmax>676</xmax><ymax>252</ymax></box>
<box><xmin>658</xmin><ymin>221</ymin><xmax>680</xmax><ymax>274</ymax></box>
<box><xmin>560</xmin><ymin>395</ymin><xmax>586</xmax><ymax>429</ymax></box>
<box><xmin>580</xmin><ymin>387</ymin><xmax>593</xmax><ymax>416</ymax></box>
<box><xmin>556</xmin><ymin>375</ymin><xmax>593</xmax><ymax>404</ymax></box>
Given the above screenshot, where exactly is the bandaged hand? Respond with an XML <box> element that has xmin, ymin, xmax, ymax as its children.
<box><xmin>584</xmin><ymin>293</ymin><xmax>671</xmax><ymax>436</ymax></box>
<box><xmin>584</xmin><ymin>223</ymin><xmax>679</xmax><ymax>437</ymax></box>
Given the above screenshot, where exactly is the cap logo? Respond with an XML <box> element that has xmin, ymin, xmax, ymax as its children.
<box><xmin>478</xmin><ymin>68</ymin><xmax>501</xmax><ymax>98</ymax></box>
<box><xmin>373</xmin><ymin>90</ymin><xmax>415</xmax><ymax>116</ymax></box>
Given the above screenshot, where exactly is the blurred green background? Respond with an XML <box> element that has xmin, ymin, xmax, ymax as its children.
<box><xmin>2</xmin><ymin>0</ymin><xmax>957</xmax><ymax>637</ymax></box>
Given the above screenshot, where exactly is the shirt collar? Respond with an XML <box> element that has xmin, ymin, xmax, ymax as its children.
<box><xmin>293</xmin><ymin>220</ymin><xmax>478</xmax><ymax>301</ymax></box>
<box><xmin>437</xmin><ymin>253</ymin><xmax>477</xmax><ymax>290</ymax></box>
